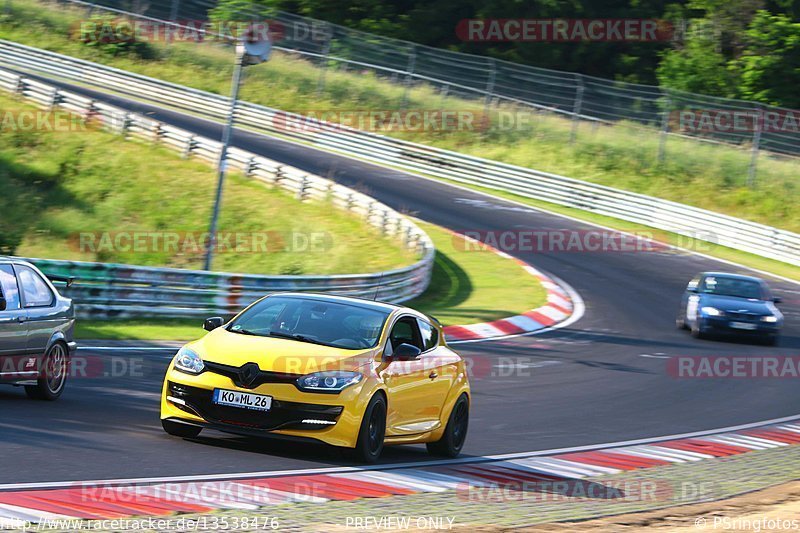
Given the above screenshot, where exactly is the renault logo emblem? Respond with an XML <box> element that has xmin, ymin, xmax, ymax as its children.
<box><xmin>238</xmin><ymin>363</ymin><xmax>261</xmax><ymax>388</ymax></box>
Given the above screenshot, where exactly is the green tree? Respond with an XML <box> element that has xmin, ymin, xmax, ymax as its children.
<box><xmin>657</xmin><ymin>19</ymin><xmax>737</xmax><ymax>96</ymax></box>
<box><xmin>735</xmin><ymin>11</ymin><xmax>800</xmax><ymax>107</ymax></box>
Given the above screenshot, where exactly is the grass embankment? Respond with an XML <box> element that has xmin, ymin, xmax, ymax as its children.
<box><xmin>75</xmin><ymin>222</ymin><xmax>549</xmax><ymax>340</ymax></box>
<box><xmin>2</xmin><ymin>0</ymin><xmax>799</xmax><ymax>233</ymax></box>
<box><xmin>0</xmin><ymin>92</ymin><xmax>415</xmax><ymax>274</ymax></box>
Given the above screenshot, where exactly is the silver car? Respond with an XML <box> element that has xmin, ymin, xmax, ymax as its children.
<box><xmin>0</xmin><ymin>259</ymin><xmax>76</xmax><ymax>400</ymax></box>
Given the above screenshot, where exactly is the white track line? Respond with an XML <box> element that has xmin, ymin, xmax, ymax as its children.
<box><xmin>4</xmin><ymin>412</ymin><xmax>800</xmax><ymax>492</ymax></box>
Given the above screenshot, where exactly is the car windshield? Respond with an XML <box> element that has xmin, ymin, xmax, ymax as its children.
<box><xmin>700</xmin><ymin>276</ymin><xmax>763</xmax><ymax>300</ymax></box>
<box><xmin>227</xmin><ymin>296</ymin><xmax>390</xmax><ymax>350</ymax></box>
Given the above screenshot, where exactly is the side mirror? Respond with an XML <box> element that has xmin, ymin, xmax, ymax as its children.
<box><xmin>0</xmin><ymin>297</ymin><xmax>6</xmax><ymax>312</ymax></box>
<box><xmin>203</xmin><ymin>316</ymin><xmax>225</xmax><ymax>331</ymax></box>
<box><xmin>773</xmin><ymin>297</ymin><xmax>782</xmax><ymax>304</ymax></box>
<box><xmin>392</xmin><ymin>343</ymin><xmax>422</xmax><ymax>361</ymax></box>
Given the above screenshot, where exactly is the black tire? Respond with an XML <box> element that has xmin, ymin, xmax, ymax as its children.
<box><xmin>161</xmin><ymin>419</ymin><xmax>202</xmax><ymax>438</ymax></box>
<box><xmin>427</xmin><ymin>393</ymin><xmax>469</xmax><ymax>458</ymax></box>
<box><xmin>25</xmin><ymin>342</ymin><xmax>68</xmax><ymax>401</ymax></box>
<box><xmin>690</xmin><ymin>323</ymin><xmax>705</xmax><ymax>339</ymax></box>
<box><xmin>349</xmin><ymin>394</ymin><xmax>386</xmax><ymax>464</ymax></box>
<box><xmin>764</xmin><ymin>334</ymin><xmax>779</xmax><ymax>346</ymax></box>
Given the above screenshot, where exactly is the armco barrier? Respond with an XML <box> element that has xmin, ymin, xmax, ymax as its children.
<box><xmin>0</xmin><ymin>66</ymin><xmax>434</xmax><ymax>319</ymax></box>
<box><xmin>1</xmin><ymin>40</ymin><xmax>797</xmax><ymax>267</ymax></box>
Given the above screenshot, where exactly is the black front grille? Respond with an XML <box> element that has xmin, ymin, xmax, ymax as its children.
<box><xmin>204</xmin><ymin>361</ymin><xmax>299</xmax><ymax>389</ymax></box>
<box><xmin>167</xmin><ymin>382</ymin><xmax>343</xmax><ymax>431</ymax></box>
<box><xmin>726</xmin><ymin>312</ymin><xmax>761</xmax><ymax>321</ymax></box>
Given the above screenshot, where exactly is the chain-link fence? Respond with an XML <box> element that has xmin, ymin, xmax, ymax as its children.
<box><xmin>57</xmin><ymin>0</ymin><xmax>800</xmax><ymax>184</ymax></box>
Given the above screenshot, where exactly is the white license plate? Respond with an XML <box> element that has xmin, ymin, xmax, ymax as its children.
<box><xmin>213</xmin><ymin>389</ymin><xmax>272</xmax><ymax>411</ymax></box>
<box><xmin>730</xmin><ymin>322</ymin><xmax>757</xmax><ymax>330</ymax></box>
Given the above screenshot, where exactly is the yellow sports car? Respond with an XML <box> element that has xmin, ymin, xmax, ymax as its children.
<box><xmin>160</xmin><ymin>293</ymin><xmax>470</xmax><ymax>462</ymax></box>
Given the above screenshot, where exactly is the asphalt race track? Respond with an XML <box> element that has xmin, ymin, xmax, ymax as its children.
<box><xmin>1</xmin><ymin>72</ymin><xmax>799</xmax><ymax>484</ymax></box>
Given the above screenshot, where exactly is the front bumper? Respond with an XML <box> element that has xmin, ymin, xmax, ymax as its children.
<box><xmin>161</xmin><ymin>365</ymin><xmax>371</xmax><ymax>448</ymax></box>
<box><xmin>700</xmin><ymin>316</ymin><xmax>781</xmax><ymax>336</ymax></box>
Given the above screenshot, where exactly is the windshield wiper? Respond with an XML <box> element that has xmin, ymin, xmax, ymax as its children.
<box><xmin>268</xmin><ymin>331</ymin><xmax>334</xmax><ymax>347</ymax></box>
<box><xmin>228</xmin><ymin>327</ymin><xmax>262</xmax><ymax>336</ymax></box>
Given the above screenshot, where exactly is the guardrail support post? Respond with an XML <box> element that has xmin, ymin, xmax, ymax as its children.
<box><xmin>748</xmin><ymin>104</ymin><xmax>762</xmax><ymax>187</ymax></box>
<box><xmin>244</xmin><ymin>156</ymin><xmax>256</xmax><ymax>176</ymax></box>
<box><xmin>119</xmin><ymin>113</ymin><xmax>131</xmax><ymax>137</ymax></box>
<box><xmin>49</xmin><ymin>88</ymin><xmax>60</xmax><ymax>110</ymax></box>
<box><xmin>657</xmin><ymin>95</ymin><xmax>671</xmax><ymax>163</ymax></box>
<box><xmin>570</xmin><ymin>75</ymin><xmax>584</xmax><ymax>144</ymax></box>
<box><xmin>401</xmin><ymin>45</ymin><xmax>417</xmax><ymax>109</ymax></box>
<box><xmin>316</xmin><ymin>26</ymin><xmax>332</xmax><ymax>97</ymax></box>
<box><xmin>297</xmin><ymin>176</ymin><xmax>309</xmax><ymax>201</ymax></box>
<box><xmin>152</xmin><ymin>122</ymin><xmax>163</xmax><ymax>144</ymax></box>
<box><xmin>484</xmin><ymin>58</ymin><xmax>496</xmax><ymax>113</ymax></box>
<box><xmin>13</xmin><ymin>76</ymin><xmax>24</xmax><ymax>96</ymax></box>
<box><xmin>182</xmin><ymin>135</ymin><xmax>195</xmax><ymax>158</ymax></box>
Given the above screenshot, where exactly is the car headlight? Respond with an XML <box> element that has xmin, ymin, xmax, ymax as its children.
<box><xmin>701</xmin><ymin>306</ymin><xmax>723</xmax><ymax>316</ymax></box>
<box><xmin>296</xmin><ymin>371</ymin><xmax>362</xmax><ymax>393</ymax></box>
<box><xmin>762</xmin><ymin>315</ymin><xmax>779</xmax><ymax>323</ymax></box>
<box><xmin>174</xmin><ymin>347</ymin><xmax>205</xmax><ymax>375</ymax></box>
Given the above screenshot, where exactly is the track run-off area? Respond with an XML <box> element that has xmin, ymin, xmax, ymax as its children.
<box><xmin>1</xmin><ymin>72</ymin><xmax>799</xmax><ymax>486</ymax></box>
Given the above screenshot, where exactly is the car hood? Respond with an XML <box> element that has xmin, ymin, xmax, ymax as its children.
<box><xmin>699</xmin><ymin>294</ymin><xmax>776</xmax><ymax>314</ymax></box>
<box><xmin>187</xmin><ymin>328</ymin><xmax>375</xmax><ymax>374</ymax></box>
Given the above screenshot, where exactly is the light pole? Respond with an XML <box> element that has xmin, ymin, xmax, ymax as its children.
<box><xmin>203</xmin><ymin>30</ymin><xmax>272</xmax><ymax>271</ymax></box>
<box><xmin>203</xmin><ymin>44</ymin><xmax>246</xmax><ymax>272</ymax></box>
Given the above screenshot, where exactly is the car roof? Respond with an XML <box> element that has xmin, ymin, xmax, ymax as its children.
<box><xmin>0</xmin><ymin>257</ymin><xmax>35</xmax><ymax>268</ymax></box>
<box><xmin>699</xmin><ymin>272</ymin><xmax>764</xmax><ymax>283</ymax></box>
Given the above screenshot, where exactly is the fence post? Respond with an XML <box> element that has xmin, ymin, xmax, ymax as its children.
<box><xmin>315</xmin><ymin>26</ymin><xmax>332</xmax><ymax>97</ymax></box>
<box><xmin>657</xmin><ymin>94</ymin><xmax>671</xmax><ymax>163</ymax></box>
<box><xmin>570</xmin><ymin>75</ymin><xmax>584</xmax><ymax>144</ymax></box>
<box><xmin>748</xmin><ymin>104</ymin><xmax>762</xmax><ymax>187</ymax></box>
<box><xmin>484</xmin><ymin>58</ymin><xmax>496</xmax><ymax>113</ymax></box>
<box><xmin>401</xmin><ymin>45</ymin><xmax>416</xmax><ymax>109</ymax></box>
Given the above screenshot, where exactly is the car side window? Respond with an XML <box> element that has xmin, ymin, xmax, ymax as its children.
<box><xmin>16</xmin><ymin>266</ymin><xmax>54</xmax><ymax>308</ymax></box>
<box><xmin>0</xmin><ymin>265</ymin><xmax>21</xmax><ymax>310</ymax></box>
<box><xmin>387</xmin><ymin>316</ymin><xmax>424</xmax><ymax>354</ymax></box>
<box><xmin>417</xmin><ymin>319</ymin><xmax>439</xmax><ymax>352</ymax></box>
<box><xmin>687</xmin><ymin>278</ymin><xmax>700</xmax><ymax>292</ymax></box>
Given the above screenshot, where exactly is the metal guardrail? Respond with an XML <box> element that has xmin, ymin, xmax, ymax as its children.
<box><xmin>1</xmin><ymin>40</ymin><xmax>797</xmax><ymax>268</ymax></box>
<box><xmin>0</xmin><ymin>65</ymin><xmax>435</xmax><ymax>318</ymax></box>
<box><xmin>61</xmin><ymin>0</ymin><xmax>800</xmax><ymax>172</ymax></box>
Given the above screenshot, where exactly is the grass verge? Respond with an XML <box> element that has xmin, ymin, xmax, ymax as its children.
<box><xmin>0</xmin><ymin>92</ymin><xmax>415</xmax><ymax>275</ymax></box>
<box><xmin>75</xmin><ymin>221</ymin><xmax>548</xmax><ymax>340</ymax></box>
<box><xmin>2</xmin><ymin>0</ymin><xmax>800</xmax><ymax>232</ymax></box>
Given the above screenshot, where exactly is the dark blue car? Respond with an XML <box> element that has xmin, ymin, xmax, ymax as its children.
<box><xmin>677</xmin><ymin>272</ymin><xmax>783</xmax><ymax>345</ymax></box>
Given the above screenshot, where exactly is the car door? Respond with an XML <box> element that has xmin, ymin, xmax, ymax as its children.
<box><xmin>415</xmin><ymin>318</ymin><xmax>458</xmax><ymax>421</ymax></box>
<box><xmin>380</xmin><ymin>315</ymin><xmax>439</xmax><ymax>436</ymax></box>
<box><xmin>14</xmin><ymin>264</ymin><xmax>57</xmax><ymax>357</ymax></box>
<box><xmin>0</xmin><ymin>264</ymin><xmax>29</xmax><ymax>376</ymax></box>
